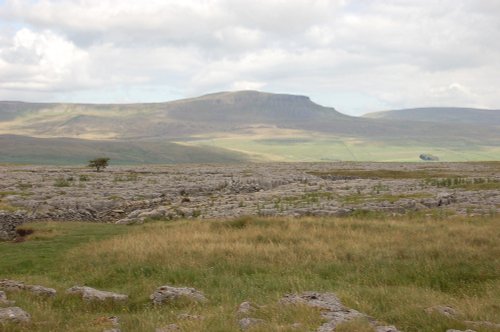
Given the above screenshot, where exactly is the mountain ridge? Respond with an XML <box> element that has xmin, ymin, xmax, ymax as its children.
<box><xmin>1</xmin><ymin>91</ymin><xmax>499</xmax><ymax>163</ymax></box>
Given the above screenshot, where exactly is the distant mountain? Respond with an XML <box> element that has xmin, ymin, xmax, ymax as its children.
<box><xmin>363</xmin><ymin>107</ymin><xmax>500</xmax><ymax>125</ymax></box>
<box><xmin>1</xmin><ymin>91</ymin><xmax>499</xmax><ymax>163</ymax></box>
<box><xmin>1</xmin><ymin>91</ymin><xmax>498</xmax><ymax>141</ymax></box>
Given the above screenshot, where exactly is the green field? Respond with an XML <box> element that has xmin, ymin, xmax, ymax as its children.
<box><xmin>181</xmin><ymin>136</ymin><xmax>500</xmax><ymax>162</ymax></box>
<box><xmin>1</xmin><ymin>215</ymin><xmax>499</xmax><ymax>331</ymax></box>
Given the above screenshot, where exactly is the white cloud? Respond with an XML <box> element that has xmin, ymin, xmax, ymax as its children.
<box><xmin>0</xmin><ymin>28</ymin><xmax>90</xmax><ymax>91</ymax></box>
<box><xmin>0</xmin><ymin>0</ymin><xmax>499</xmax><ymax>114</ymax></box>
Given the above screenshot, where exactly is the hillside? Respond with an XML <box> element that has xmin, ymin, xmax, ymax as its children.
<box><xmin>363</xmin><ymin>107</ymin><xmax>500</xmax><ymax>125</ymax></box>
<box><xmin>0</xmin><ymin>135</ymin><xmax>246</xmax><ymax>165</ymax></box>
<box><xmin>1</xmin><ymin>91</ymin><xmax>499</xmax><ymax>163</ymax></box>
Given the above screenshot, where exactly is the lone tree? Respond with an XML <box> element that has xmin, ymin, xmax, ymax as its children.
<box><xmin>88</xmin><ymin>157</ymin><xmax>110</xmax><ymax>172</ymax></box>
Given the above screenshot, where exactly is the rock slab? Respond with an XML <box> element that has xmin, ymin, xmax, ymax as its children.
<box><xmin>67</xmin><ymin>286</ymin><xmax>128</xmax><ymax>302</ymax></box>
<box><xmin>0</xmin><ymin>307</ymin><xmax>31</xmax><ymax>324</ymax></box>
<box><xmin>150</xmin><ymin>285</ymin><xmax>207</xmax><ymax>305</ymax></box>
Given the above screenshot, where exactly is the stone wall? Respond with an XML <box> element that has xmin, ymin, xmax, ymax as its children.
<box><xmin>0</xmin><ymin>212</ymin><xmax>28</xmax><ymax>241</ymax></box>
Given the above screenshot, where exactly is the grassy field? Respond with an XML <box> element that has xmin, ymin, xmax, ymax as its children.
<box><xmin>1</xmin><ymin>216</ymin><xmax>499</xmax><ymax>331</ymax></box>
<box><xmin>181</xmin><ymin>136</ymin><xmax>500</xmax><ymax>162</ymax></box>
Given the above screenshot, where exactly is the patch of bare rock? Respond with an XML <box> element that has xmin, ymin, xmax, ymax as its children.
<box><xmin>0</xmin><ymin>279</ymin><xmax>56</xmax><ymax>297</ymax></box>
<box><xmin>425</xmin><ymin>304</ymin><xmax>500</xmax><ymax>331</ymax></box>
<box><xmin>156</xmin><ymin>323</ymin><xmax>181</xmax><ymax>331</ymax></box>
<box><xmin>66</xmin><ymin>286</ymin><xmax>128</xmax><ymax>302</ymax></box>
<box><xmin>238</xmin><ymin>317</ymin><xmax>266</xmax><ymax>330</ymax></box>
<box><xmin>1</xmin><ymin>163</ymin><xmax>499</xmax><ymax>239</ymax></box>
<box><xmin>280</xmin><ymin>292</ymin><xmax>401</xmax><ymax>332</ymax></box>
<box><xmin>0</xmin><ymin>291</ymin><xmax>14</xmax><ymax>305</ymax></box>
<box><xmin>0</xmin><ymin>306</ymin><xmax>31</xmax><ymax>324</ymax></box>
<box><xmin>150</xmin><ymin>285</ymin><xmax>207</xmax><ymax>305</ymax></box>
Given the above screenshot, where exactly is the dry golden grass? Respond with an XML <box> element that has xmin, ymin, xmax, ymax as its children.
<box><xmin>1</xmin><ymin>215</ymin><xmax>499</xmax><ymax>331</ymax></box>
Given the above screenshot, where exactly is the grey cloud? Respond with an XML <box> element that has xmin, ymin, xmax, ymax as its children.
<box><xmin>0</xmin><ymin>0</ymin><xmax>499</xmax><ymax>114</ymax></box>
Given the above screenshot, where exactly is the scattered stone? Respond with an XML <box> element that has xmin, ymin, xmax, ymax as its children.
<box><xmin>0</xmin><ymin>279</ymin><xmax>56</xmax><ymax>297</ymax></box>
<box><xmin>0</xmin><ymin>307</ymin><xmax>31</xmax><ymax>324</ymax></box>
<box><xmin>66</xmin><ymin>286</ymin><xmax>128</xmax><ymax>302</ymax></box>
<box><xmin>0</xmin><ymin>279</ymin><xmax>24</xmax><ymax>292</ymax></box>
<box><xmin>424</xmin><ymin>305</ymin><xmax>460</xmax><ymax>319</ymax></box>
<box><xmin>94</xmin><ymin>315</ymin><xmax>120</xmax><ymax>332</ymax></box>
<box><xmin>150</xmin><ymin>285</ymin><xmax>207</xmax><ymax>305</ymax></box>
<box><xmin>0</xmin><ymin>291</ymin><xmax>14</xmax><ymax>305</ymax></box>
<box><xmin>177</xmin><ymin>313</ymin><xmax>204</xmax><ymax>320</ymax></box>
<box><xmin>239</xmin><ymin>317</ymin><xmax>265</xmax><ymax>330</ymax></box>
<box><xmin>237</xmin><ymin>301</ymin><xmax>258</xmax><ymax>317</ymax></box>
<box><xmin>281</xmin><ymin>292</ymin><xmax>401</xmax><ymax>332</ymax></box>
<box><xmin>464</xmin><ymin>320</ymin><xmax>500</xmax><ymax>329</ymax></box>
<box><xmin>1</xmin><ymin>163</ymin><xmax>498</xmax><ymax>229</ymax></box>
<box><xmin>289</xmin><ymin>322</ymin><xmax>303</xmax><ymax>329</ymax></box>
<box><xmin>156</xmin><ymin>323</ymin><xmax>180</xmax><ymax>332</ymax></box>
<box><xmin>376</xmin><ymin>326</ymin><xmax>402</xmax><ymax>332</ymax></box>
<box><xmin>437</xmin><ymin>192</ymin><xmax>456</xmax><ymax>206</ymax></box>
<box><xmin>25</xmin><ymin>284</ymin><xmax>56</xmax><ymax>297</ymax></box>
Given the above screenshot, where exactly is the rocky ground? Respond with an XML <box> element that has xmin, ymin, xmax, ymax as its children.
<box><xmin>1</xmin><ymin>162</ymin><xmax>499</xmax><ymax>239</ymax></box>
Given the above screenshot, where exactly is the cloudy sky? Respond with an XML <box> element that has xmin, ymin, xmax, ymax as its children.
<box><xmin>0</xmin><ymin>0</ymin><xmax>499</xmax><ymax>115</ymax></box>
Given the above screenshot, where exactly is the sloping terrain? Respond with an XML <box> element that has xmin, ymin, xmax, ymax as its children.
<box><xmin>364</xmin><ymin>107</ymin><xmax>500</xmax><ymax>125</ymax></box>
<box><xmin>0</xmin><ymin>135</ymin><xmax>246</xmax><ymax>165</ymax></box>
<box><xmin>1</xmin><ymin>91</ymin><xmax>499</xmax><ymax>163</ymax></box>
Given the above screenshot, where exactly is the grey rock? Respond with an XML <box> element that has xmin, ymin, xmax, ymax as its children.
<box><xmin>0</xmin><ymin>291</ymin><xmax>14</xmax><ymax>305</ymax></box>
<box><xmin>66</xmin><ymin>286</ymin><xmax>128</xmax><ymax>302</ymax></box>
<box><xmin>437</xmin><ymin>192</ymin><xmax>456</xmax><ymax>206</ymax></box>
<box><xmin>0</xmin><ymin>279</ymin><xmax>24</xmax><ymax>292</ymax></box>
<box><xmin>150</xmin><ymin>285</ymin><xmax>207</xmax><ymax>305</ymax></box>
<box><xmin>424</xmin><ymin>305</ymin><xmax>460</xmax><ymax>318</ymax></box>
<box><xmin>0</xmin><ymin>307</ymin><xmax>31</xmax><ymax>324</ymax></box>
<box><xmin>290</xmin><ymin>322</ymin><xmax>303</xmax><ymax>330</ymax></box>
<box><xmin>239</xmin><ymin>317</ymin><xmax>265</xmax><ymax>330</ymax></box>
<box><xmin>156</xmin><ymin>324</ymin><xmax>180</xmax><ymax>332</ymax></box>
<box><xmin>281</xmin><ymin>292</ymin><xmax>400</xmax><ymax>332</ymax></box>
<box><xmin>25</xmin><ymin>284</ymin><xmax>56</xmax><ymax>297</ymax></box>
<box><xmin>464</xmin><ymin>320</ymin><xmax>500</xmax><ymax>329</ymax></box>
<box><xmin>177</xmin><ymin>313</ymin><xmax>204</xmax><ymax>320</ymax></box>
<box><xmin>0</xmin><ymin>279</ymin><xmax>55</xmax><ymax>297</ymax></box>
<box><xmin>376</xmin><ymin>326</ymin><xmax>402</xmax><ymax>332</ymax></box>
<box><xmin>237</xmin><ymin>301</ymin><xmax>258</xmax><ymax>317</ymax></box>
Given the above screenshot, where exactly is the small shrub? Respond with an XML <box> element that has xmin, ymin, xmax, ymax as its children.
<box><xmin>54</xmin><ymin>177</ymin><xmax>71</xmax><ymax>187</ymax></box>
<box><xmin>16</xmin><ymin>228</ymin><xmax>34</xmax><ymax>237</ymax></box>
<box><xmin>79</xmin><ymin>174</ymin><xmax>89</xmax><ymax>181</ymax></box>
<box><xmin>54</xmin><ymin>178</ymin><xmax>69</xmax><ymax>187</ymax></box>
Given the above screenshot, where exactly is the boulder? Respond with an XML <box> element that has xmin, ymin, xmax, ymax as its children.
<box><xmin>0</xmin><ymin>307</ymin><xmax>31</xmax><ymax>324</ymax></box>
<box><xmin>156</xmin><ymin>324</ymin><xmax>180</xmax><ymax>332</ymax></box>
<box><xmin>25</xmin><ymin>284</ymin><xmax>56</xmax><ymax>297</ymax></box>
<box><xmin>0</xmin><ymin>279</ymin><xmax>56</xmax><ymax>297</ymax></box>
<box><xmin>0</xmin><ymin>279</ymin><xmax>24</xmax><ymax>292</ymax></box>
<box><xmin>66</xmin><ymin>286</ymin><xmax>128</xmax><ymax>302</ymax></box>
<box><xmin>150</xmin><ymin>285</ymin><xmax>207</xmax><ymax>305</ymax></box>
<box><xmin>281</xmin><ymin>292</ymin><xmax>401</xmax><ymax>332</ymax></box>
<box><xmin>464</xmin><ymin>320</ymin><xmax>500</xmax><ymax>329</ymax></box>
<box><xmin>239</xmin><ymin>317</ymin><xmax>265</xmax><ymax>330</ymax></box>
<box><xmin>424</xmin><ymin>305</ymin><xmax>460</xmax><ymax>318</ymax></box>
<box><xmin>237</xmin><ymin>301</ymin><xmax>258</xmax><ymax>317</ymax></box>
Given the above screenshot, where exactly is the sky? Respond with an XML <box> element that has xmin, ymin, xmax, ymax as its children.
<box><xmin>0</xmin><ymin>0</ymin><xmax>499</xmax><ymax>116</ymax></box>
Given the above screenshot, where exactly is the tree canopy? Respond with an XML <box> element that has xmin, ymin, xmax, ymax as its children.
<box><xmin>88</xmin><ymin>157</ymin><xmax>110</xmax><ymax>172</ymax></box>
